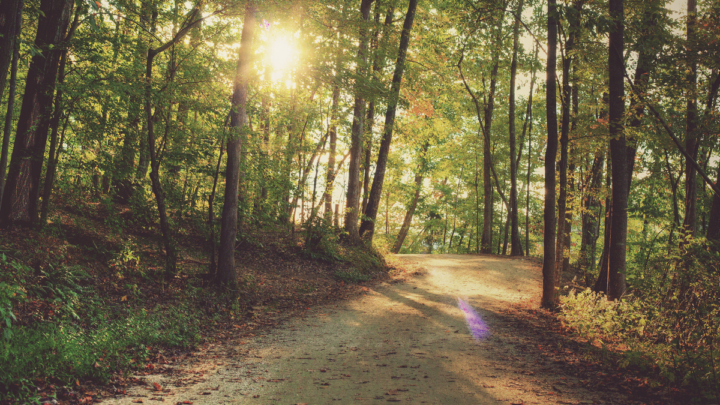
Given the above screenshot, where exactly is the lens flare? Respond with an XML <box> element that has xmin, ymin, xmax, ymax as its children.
<box><xmin>457</xmin><ymin>298</ymin><xmax>489</xmax><ymax>341</ymax></box>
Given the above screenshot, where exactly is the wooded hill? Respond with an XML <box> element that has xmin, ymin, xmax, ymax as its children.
<box><xmin>0</xmin><ymin>0</ymin><xmax>719</xmax><ymax>401</ymax></box>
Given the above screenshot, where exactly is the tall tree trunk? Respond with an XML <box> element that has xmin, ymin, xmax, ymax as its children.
<box><xmin>555</xmin><ymin>0</ymin><xmax>581</xmax><ymax>285</ymax></box>
<box><xmin>217</xmin><ymin>5</ymin><xmax>255</xmax><ymax>286</ymax></box>
<box><xmin>0</xmin><ymin>0</ymin><xmax>23</xmax><ymax>204</ymax></box>
<box><xmin>579</xmin><ymin>154</ymin><xmax>604</xmax><ymax>285</ymax></box>
<box><xmin>40</xmin><ymin>8</ymin><xmax>80</xmax><ymax>226</ymax></box>
<box><xmin>258</xmin><ymin>64</ymin><xmax>272</xmax><ymax>217</ymax></box>
<box><xmin>142</xmin><ymin>4</ymin><xmax>203</xmax><ymax>276</ymax></box>
<box><xmin>508</xmin><ymin>0</ymin><xmax>524</xmax><ymax>256</ymax></box>
<box><xmin>594</xmin><ymin>1</ymin><xmax>658</xmax><ymax>292</ymax></box>
<box><xmin>0</xmin><ymin>0</ymin><xmax>74</xmax><ymax>227</ymax></box>
<box><xmin>359</xmin><ymin>0</ymin><xmax>418</xmax><ymax>240</ymax></box>
<box><xmin>524</xmin><ymin>45</ymin><xmax>538</xmax><ymax>256</ymax></box>
<box><xmin>344</xmin><ymin>0</ymin><xmax>374</xmax><ymax>243</ymax></box>
<box><xmin>480</xmin><ymin>9</ymin><xmax>506</xmax><ymax>254</ymax></box>
<box><xmin>208</xmin><ymin>140</ymin><xmax>225</xmax><ymax>275</ymax></box>
<box><xmin>360</xmin><ymin>4</ymin><xmax>394</xmax><ymax>217</ymax></box>
<box><xmin>0</xmin><ymin>0</ymin><xmax>23</xmax><ymax>99</ymax></box>
<box><xmin>541</xmin><ymin>0</ymin><xmax>559</xmax><ymax>308</ymax></box>
<box><xmin>392</xmin><ymin>142</ymin><xmax>429</xmax><ymax>253</ymax></box>
<box><xmin>682</xmin><ymin>0</ymin><xmax>698</xmax><ymax>237</ymax></box>
<box><xmin>323</xmin><ymin>82</ymin><xmax>340</xmax><ymax>223</ymax></box>
<box><xmin>607</xmin><ymin>0</ymin><xmax>627</xmax><ymax>300</ymax></box>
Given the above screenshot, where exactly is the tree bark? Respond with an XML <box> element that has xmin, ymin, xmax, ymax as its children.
<box><xmin>0</xmin><ymin>0</ymin><xmax>23</xmax><ymax>204</ymax></box>
<box><xmin>344</xmin><ymin>0</ymin><xmax>374</xmax><ymax>243</ymax></box>
<box><xmin>323</xmin><ymin>82</ymin><xmax>340</xmax><ymax>222</ymax></box>
<box><xmin>0</xmin><ymin>0</ymin><xmax>23</xmax><ymax>99</ymax></box>
<box><xmin>579</xmin><ymin>153</ymin><xmax>604</xmax><ymax>284</ymax></box>
<box><xmin>508</xmin><ymin>0</ymin><xmax>525</xmax><ymax>256</ymax></box>
<box><xmin>40</xmin><ymin>8</ymin><xmax>80</xmax><ymax>226</ymax></box>
<box><xmin>555</xmin><ymin>0</ymin><xmax>581</xmax><ymax>285</ymax></box>
<box><xmin>217</xmin><ymin>4</ymin><xmax>255</xmax><ymax>286</ymax></box>
<box><xmin>359</xmin><ymin>0</ymin><xmax>418</xmax><ymax>240</ymax></box>
<box><xmin>709</xmin><ymin>161</ymin><xmax>720</xmax><ymax>241</ymax></box>
<box><xmin>682</xmin><ymin>0</ymin><xmax>698</xmax><ymax>237</ymax></box>
<box><xmin>480</xmin><ymin>9</ymin><xmax>506</xmax><ymax>254</ymax></box>
<box><xmin>607</xmin><ymin>0</ymin><xmax>627</xmax><ymax>301</ymax></box>
<box><xmin>541</xmin><ymin>0</ymin><xmax>559</xmax><ymax>308</ymax></box>
<box><xmin>392</xmin><ymin>175</ymin><xmax>423</xmax><ymax>253</ymax></box>
<box><xmin>0</xmin><ymin>0</ymin><xmax>74</xmax><ymax>227</ymax></box>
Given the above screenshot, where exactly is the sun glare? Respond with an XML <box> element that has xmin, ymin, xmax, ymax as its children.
<box><xmin>268</xmin><ymin>37</ymin><xmax>296</xmax><ymax>80</ymax></box>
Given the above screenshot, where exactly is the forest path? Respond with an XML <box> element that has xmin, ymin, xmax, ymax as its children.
<box><xmin>110</xmin><ymin>254</ymin><xmax>639</xmax><ymax>405</ymax></box>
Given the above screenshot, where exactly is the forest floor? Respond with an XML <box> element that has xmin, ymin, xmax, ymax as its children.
<box><xmin>103</xmin><ymin>254</ymin><xmax>686</xmax><ymax>405</ymax></box>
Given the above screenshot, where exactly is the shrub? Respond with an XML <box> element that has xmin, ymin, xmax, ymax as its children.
<box><xmin>560</xmin><ymin>239</ymin><xmax>720</xmax><ymax>400</ymax></box>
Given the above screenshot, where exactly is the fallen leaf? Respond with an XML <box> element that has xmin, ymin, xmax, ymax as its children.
<box><xmin>153</xmin><ymin>382</ymin><xmax>161</xmax><ymax>391</ymax></box>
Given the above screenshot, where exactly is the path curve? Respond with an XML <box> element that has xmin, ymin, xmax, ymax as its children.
<box><xmin>110</xmin><ymin>254</ymin><xmax>637</xmax><ymax>405</ymax></box>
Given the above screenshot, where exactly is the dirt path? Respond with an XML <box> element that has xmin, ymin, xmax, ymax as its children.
<box><xmin>109</xmin><ymin>254</ymin><xmax>644</xmax><ymax>405</ymax></box>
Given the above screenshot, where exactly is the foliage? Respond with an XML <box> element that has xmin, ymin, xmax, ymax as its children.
<box><xmin>0</xmin><ymin>306</ymin><xmax>201</xmax><ymax>401</ymax></box>
<box><xmin>560</xmin><ymin>239</ymin><xmax>720</xmax><ymax>399</ymax></box>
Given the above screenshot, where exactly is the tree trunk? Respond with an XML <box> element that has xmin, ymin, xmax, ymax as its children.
<box><xmin>709</xmin><ymin>161</ymin><xmax>720</xmax><ymax>241</ymax></box>
<box><xmin>40</xmin><ymin>8</ymin><xmax>80</xmax><ymax>226</ymax></box>
<box><xmin>0</xmin><ymin>0</ymin><xmax>23</xmax><ymax>99</ymax></box>
<box><xmin>208</xmin><ymin>140</ymin><xmax>225</xmax><ymax>275</ymax></box>
<box><xmin>682</xmin><ymin>0</ymin><xmax>699</xmax><ymax>237</ymax></box>
<box><xmin>0</xmin><ymin>0</ymin><xmax>23</xmax><ymax>204</ymax></box>
<box><xmin>579</xmin><ymin>154</ymin><xmax>604</xmax><ymax>285</ymax></box>
<box><xmin>0</xmin><ymin>0</ymin><xmax>74</xmax><ymax>227</ymax></box>
<box><xmin>344</xmin><ymin>0</ymin><xmax>374</xmax><ymax>243</ymax></box>
<box><xmin>607</xmin><ymin>0</ymin><xmax>627</xmax><ymax>301</ymax></box>
<box><xmin>524</xmin><ymin>45</ymin><xmax>538</xmax><ymax>256</ymax></box>
<box><xmin>541</xmin><ymin>0</ymin><xmax>559</xmax><ymax>308</ymax></box>
<box><xmin>392</xmin><ymin>142</ymin><xmax>428</xmax><ymax>253</ymax></box>
<box><xmin>508</xmin><ymin>0</ymin><xmax>524</xmax><ymax>256</ymax></box>
<box><xmin>358</xmin><ymin>0</ymin><xmax>418</xmax><ymax>240</ymax></box>
<box><xmin>555</xmin><ymin>0</ymin><xmax>580</xmax><ymax>286</ymax></box>
<box><xmin>480</xmin><ymin>9</ymin><xmax>506</xmax><ymax>254</ymax></box>
<box><xmin>323</xmin><ymin>83</ymin><xmax>340</xmax><ymax>222</ymax></box>
<box><xmin>217</xmin><ymin>4</ymin><xmax>255</xmax><ymax>286</ymax></box>
<box><xmin>392</xmin><ymin>174</ymin><xmax>423</xmax><ymax>254</ymax></box>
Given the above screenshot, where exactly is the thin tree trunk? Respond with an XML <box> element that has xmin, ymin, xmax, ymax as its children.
<box><xmin>682</xmin><ymin>0</ymin><xmax>699</xmax><ymax>237</ymax></box>
<box><xmin>344</xmin><ymin>0</ymin><xmax>374</xmax><ymax>243</ymax></box>
<box><xmin>323</xmin><ymin>83</ymin><xmax>340</xmax><ymax>222</ymax></box>
<box><xmin>524</xmin><ymin>45</ymin><xmax>538</xmax><ymax>256</ymax></box>
<box><xmin>40</xmin><ymin>8</ymin><xmax>80</xmax><ymax>226</ymax></box>
<box><xmin>360</xmin><ymin>4</ymin><xmax>394</xmax><ymax>217</ymax></box>
<box><xmin>709</xmin><ymin>161</ymin><xmax>720</xmax><ymax>241</ymax></box>
<box><xmin>480</xmin><ymin>8</ymin><xmax>506</xmax><ymax>254</ymax></box>
<box><xmin>508</xmin><ymin>0</ymin><xmax>524</xmax><ymax>256</ymax></box>
<box><xmin>579</xmin><ymin>154</ymin><xmax>604</xmax><ymax>284</ymax></box>
<box><xmin>0</xmin><ymin>0</ymin><xmax>23</xmax><ymax>99</ymax></box>
<box><xmin>392</xmin><ymin>173</ymin><xmax>423</xmax><ymax>254</ymax></box>
<box><xmin>0</xmin><ymin>0</ymin><xmax>74</xmax><ymax>227</ymax></box>
<box><xmin>607</xmin><ymin>0</ymin><xmax>628</xmax><ymax>300</ymax></box>
<box><xmin>358</xmin><ymin>0</ymin><xmax>418</xmax><ymax>240</ymax></box>
<box><xmin>541</xmin><ymin>0</ymin><xmax>559</xmax><ymax>308</ymax></box>
<box><xmin>0</xmin><ymin>0</ymin><xmax>23</xmax><ymax>204</ymax></box>
<box><xmin>392</xmin><ymin>142</ymin><xmax>428</xmax><ymax>253</ymax></box>
<box><xmin>217</xmin><ymin>4</ymin><xmax>255</xmax><ymax>286</ymax></box>
<box><xmin>208</xmin><ymin>140</ymin><xmax>225</xmax><ymax>275</ymax></box>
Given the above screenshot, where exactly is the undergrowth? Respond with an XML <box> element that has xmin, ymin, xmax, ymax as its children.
<box><xmin>0</xmin><ymin>253</ymin><xmax>202</xmax><ymax>402</ymax></box>
<box><xmin>560</xmin><ymin>239</ymin><xmax>720</xmax><ymax>401</ymax></box>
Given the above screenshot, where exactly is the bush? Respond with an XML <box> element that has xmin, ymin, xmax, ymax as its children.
<box><xmin>560</xmin><ymin>239</ymin><xmax>720</xmax><ymax>400</ymax></box>
<box><xmin>0</xmin><ymin>306</ymin><xmax>201</xmax><ymax>401</ymax></box>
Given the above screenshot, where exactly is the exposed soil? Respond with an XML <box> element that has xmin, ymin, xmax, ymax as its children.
<box><xmin>104</xmin><ymin>254</ymin><xmax>688</xmax><ymax>405</ymax></box>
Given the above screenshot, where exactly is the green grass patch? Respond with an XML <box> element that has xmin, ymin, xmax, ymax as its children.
<box><xmin>0</xmin><ymin>306</ymin><xmax>201</xmax><ymax>401</ymax></box>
